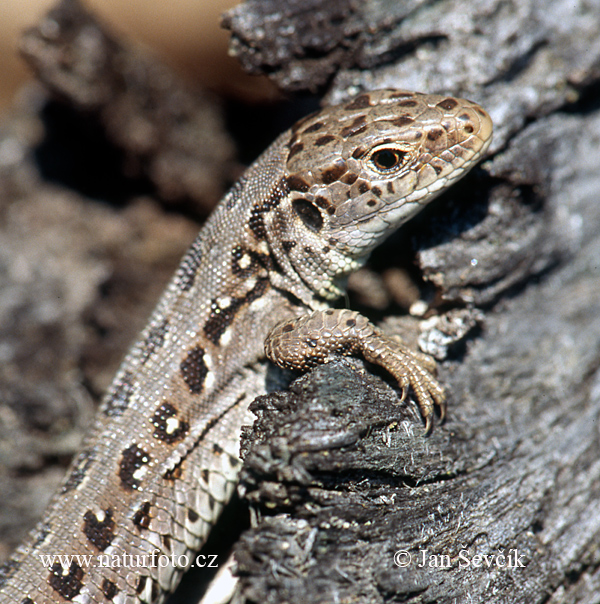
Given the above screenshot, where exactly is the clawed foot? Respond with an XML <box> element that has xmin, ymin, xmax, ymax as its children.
<box><xmin>265</xmin><ymin>309</ymin><xmax>446</xmax><ymax>434</ymax></box>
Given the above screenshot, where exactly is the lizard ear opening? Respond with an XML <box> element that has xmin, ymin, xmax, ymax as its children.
<box><xmin>292</xmin><ymin>199</ymin><xmax>323</xmax><ymax>232</ymax></box>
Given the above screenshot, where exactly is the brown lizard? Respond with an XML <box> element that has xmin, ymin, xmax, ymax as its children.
<box><xmin>0</xmin><ymin>89</ymin><xmax>492</xmax><ymax>604</ymax></box>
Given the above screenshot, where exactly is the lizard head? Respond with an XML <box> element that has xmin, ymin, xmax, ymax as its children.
<box><xmin>275</xmin><ymin>89</ymin><xmax>493</xmax><ymax>299</ymax></box>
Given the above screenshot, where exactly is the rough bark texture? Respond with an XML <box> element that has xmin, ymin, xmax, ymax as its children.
<box><xmin>0</xmin><ymin>0</ymin><xmax>599</xmax><ymax>603</ymax></box>
<box><xmin>225</xmin><ymin>0</ymin><xmax>600</xmax><ymax>603</ymax></box>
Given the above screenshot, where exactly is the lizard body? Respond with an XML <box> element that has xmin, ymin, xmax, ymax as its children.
<box><xmin>0</xmin><ymin>89</ymin><xmax>492</xmax><ymax>604</ymax></box>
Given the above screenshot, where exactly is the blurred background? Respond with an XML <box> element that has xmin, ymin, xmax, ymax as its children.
<box><xmin>0</xmin><ymin>0</ymin><xmax>273</xmax><ymax>116</ymax></box>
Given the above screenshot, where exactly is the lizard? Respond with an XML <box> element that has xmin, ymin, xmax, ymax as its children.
<box><xmin>0</xmin><ymin>89</ymin><xmax>492</xmax><ymax>604</ymax></box>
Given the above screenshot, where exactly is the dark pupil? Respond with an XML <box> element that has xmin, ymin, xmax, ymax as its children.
<box><xmin>373</xmin><ymin>149</ymin><xmax>403</xmax><ymax>170</ymax></box>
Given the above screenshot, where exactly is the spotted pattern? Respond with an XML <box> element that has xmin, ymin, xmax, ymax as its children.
<box><xmin>20</xmin><ymin>599</ymin><xmax>35</xmax><ymax>604</ymax></box>
<box><xmin>32</xmin><ymin>522</ymin><xmax>51</xmax><ymax>548</ymax></box>
<box><xmin>204</xmin><ymin>278</ymin><xmax>269</xmax><ymax>345</ymax></box>
<box><xmin>180</xmin><ymin>345</ymin><xmax>209</xmax><ymax>394</ymax></box>
<box><xmin>344</xmin><ymin>94</ymin><xmax>372</xmax><ymax>110</ymax></box>
<box><xmin>48</xmin><ymin>561</ymin><xmax>84</xmax><ymax>600</ymax></box>
<box><xmin>163</xmin><ymin>458</ymin><xmax>184</xmax><ymax>481</ymax></box>
<box><xmin>321</xmin><ymin>159</ymin><xmax>348</xmax><ymax>184</ymax></box>
<box><xmin>151</xmin><ymin>402</ymin><xmax>188</xmax><ymax>443</ymax></box>
<box><xmin>118</xmin><ymin>444</ymin><xmax>151</xmax><ymax>491</ymax></box>
<box><xmin>61</xmin><ymin>449</ymin><xmax>95</xmax><ymax>494</ymax></box>
<box><xmin>101</xmin><ymin>578</ymin><xmax>119</xmax><ymax>600</ymax></box>
<box><xmin>103</xmin><ymin>371</ymin><xmax>135</xmax><ymax>417</ymax></box>
<box><xmin>136</xmin><ymin>576</ymin><xmax>147</xmax><ymax>595</ymax></box>
<box><xmin>140</xmin><ymin>318</ymin><xmax>169</xmax><ymax>364</ymax></box>
<box><xmin>133</xmin><ymin>501</ymin><xmax>152</xmax><ymax>530</ymax></box>
<box><xmin>231</xmin><ymin>245</ymin><xmax>270</xmax><ymax>279</ymax></box>
<box><xmin>0</xmin><ymin>559</ymin><xmax>20</xmax><ymax>588</ymax></box>
<box><xmin>82</xmin><ymin>508</ymin><xmax>115</xmax><ymax>551</ymax></box>
<box><xmin>176</xmin><ymin>237</ymin><xmax>203</xmax><ymax>292</ymax></box>
<box><xmin>248</xmin><ymin>179</ymin><xmax>288</xmax><ymax>240</ymax></box>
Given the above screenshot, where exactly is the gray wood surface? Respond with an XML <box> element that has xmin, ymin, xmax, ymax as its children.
<box><xmin>1</xmin><ymin>0</ymin><xmax>599</xmax><ymax>602</ymax></box>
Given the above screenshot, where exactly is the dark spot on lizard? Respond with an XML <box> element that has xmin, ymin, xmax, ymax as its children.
<box><xmin>314</xmin><ymin>195</ymin><xmax>331</xmax><ymax>211</ymax></box>
<box><xmin>231</xmin><ymin>245</ymin><xmax>270</xmax><ymax>279</ymax></box>
<box><xmin>346</xmin><ymin>124</ymin><xmax>368</xmax><ymax>138</ymax></box>
<box><xmin>61</xmin><ymin>449</ymin><xmax>95</xmax><ymax>494</ymax></box>
<box><xmin>103</xmin><ymin>371</ymin><xmax>135</xmax><ymax>417</ymax></box>
<box><xmin>367</xmin><ymin>200</ymin><xmax>377</xmax><ymax>207</ymax></box>
<box><xmin>201</xmin><ymin>469</ymin><xmax>210</xmax><ymax>484</ymax></box>
<box><xmin>226</xmin><ymin>453</ymin><xmax>241</xmax><ymax>468</ymax></box>
<box><xmin>427</xmin><ymin>129</ymin><xmax>444</xmax><ymax>141</ymax></box>
<box><xmin>162</xmin><ymin>535</ymin><xmax>172</xmax><ymax>550</ymax></box>
<box><xmin>21</xmin><ymin>599</ymin><xmax>35</xmax><ymax>604</ymax></box>
<box><xmin>0</xmin><ymin>559</ymin><xmax>20</xmax><ymax>588</ymax></box>
<box><xmin>288</xmin><ymin>142</ymin><xmax>304</xmax><ymax>159</ymax></box>
<box><xmin>140</xmin><ymin>318</ymin><xmax>169</xmax><ymax>365</ymax></box>
<box><xmin>188</xmin><ymin>508</ymin><xmax>200</xmax><ymax>523</ymax></box>
<box><xmin>372</xmin><ymin>186</ymin><xmax>382</xmax><ymax>197</ymax></box>
<box><xmin>321</xmin><ymin>160</ymin><xmax>348</xmax><ymax>185</ymax></box>
<box><xmin>358</xmin><ymin>182</ymin><xmax>370</xmax><ymax>194</ymax></box>
<box><xmin>151</xmin><ymin>402</ymin><xmax>189</xmax><ymax>443</ymax></box>
<box><xmin>32</xmin><ymin>522</ymin><xmax>51</xmax><ymax>548</ymax></box>
<box><xmin>391</xmin><ymin>116</ymin><xmax>414</xmax><ymax>127</ymax></box>
<box><xmin>302</xmin><ymin>121</ymin><xmax>325</xmax><ymax>134</ymax></box>
<box><xmin>204</xmin><ymin>278</ymin><xmax>269</xmax><ymax>345</ymax></box>
<box><xmin>282</xmin><ymin>240</ymin><xmax>296</xmax><ymax>252</ymax></box>
<box><xmin>346</xmin><ymin>318</ymin><xmax>357</xmax><ymax>327</ymax></box>
<box><xmin>345</xmin><ymin>94</ymin><xmax>372</xmax><ymax>110</ymax></box>
<box><xmin>315</xmin><ymin>135</ymin><xmax>336</xmax><ymax>146</ymax></box>
<box><xmin>208</xmin><ymin>495</ymin><xmax>216</xmax><ymax>512</ymax></box>
<box><xmin>352</xmin><ymin>146</ymin><xmax>367</xmax><ymax>159</ymax></box>
<box><xmin>83</xmin><ymin>508</ymin><xmax>115</xmax><ymax>551</ymax></box>
<box><xmin>340</xmin><ymin>115</ymin><xmax>367</xmax><ymax>137</ymax></box>
<box><xmin>176</xmin><ymin>237</ymin><xmax>203</xmax><ymax>292</ymax></box>
<box><xmin>163</xmin><ymin>458</ymin><xmax>184</xmax><ymax>481</ymax></box>
<box><xmin>118</xmin><ymin>444</ymin><xmax>151</xmax><ymax>491</ymax></box>
<box><xmin>432</xmin><ymin>163</ymin><xmax>443</xmax><ymax>175</ymax></box>
<box><xmin>133</xmin><ymin>502</ymin><xmax>152</xmax><ymax>531</ymax></box>
<box><xmin>286</xmin><ymin>175</ymin><xmax>310</xmax><ymax>192</ymax></box>
<box><xmin>341</xmin><ymin>172</ymin><xmax>358</xmax><ymax>185</ymax></box>
<box><xmin>248</xmin><ymin>179</ymin><xmax>288</xmax><ymax>240</ymax></box>
<box><xmin>387</xmin><ymin>182</ymin><xmax>394</xmax><ymax>194</ymax></box>
<box><xmin>102</xmin><ymin>578</ymin><xmax>119</xmax><ymax>600</ymax></box>
<box><xmin>48</xmin><ymin>561</ymin><xmax>84</xmax><ymax>600</ymax></box>
<box><xmin>437</xmin><ymin>98</ymin><xmax>458</xmax><ymax>110</ymax></box>
<box><xmin>322</xmin><ymin>245</ymin><xmax>330</xmax><ymax>254</ymax></box>
<box><xmin>292</xmin><ymin>199</ymin><xmax>323</xmax><ymax>232</ymax></box>
<box><xmin>136</xmin><ymin>576</ymin><xmax>147</xmax><ymax>595</ymax></box>
<box><xmin>303</xmin><ymin>245</ymin><xmax>314</xmax><ymax>256</ymax></box>
<box><xmin>180</xmin><ymin>346</ymin><xmax>209</xmax><ymax>394</ymax></box>
<box><xmin>398</xmin><ymin>99</ymin><xmax>418</xmax><ymax>107</ymax></box>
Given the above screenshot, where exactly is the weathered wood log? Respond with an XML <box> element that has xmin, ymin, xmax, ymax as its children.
<box><xmin>0</xmin><ymin>0</ymin><xmax>599</xmax><ymax>603</ymax></box>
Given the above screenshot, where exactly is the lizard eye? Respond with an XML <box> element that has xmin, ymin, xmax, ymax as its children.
<box><xmin>370</xmin><ymin>148</ymin><xmax>406</xmax><ymax>172</ymax></box>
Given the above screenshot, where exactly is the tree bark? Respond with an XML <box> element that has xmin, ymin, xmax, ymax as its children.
<box><xmin>0</xmin><ymin>0</ymin><xmax>599</xmax><ymax>603</ymax></box>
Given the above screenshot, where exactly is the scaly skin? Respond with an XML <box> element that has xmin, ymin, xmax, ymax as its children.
<box><xmin>0</xmin><ymin>90</ymin><xmax>492</xmax><ymax>604</ymax></box>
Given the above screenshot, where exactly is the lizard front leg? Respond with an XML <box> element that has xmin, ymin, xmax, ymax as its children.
<box><xmin>265</xmin><ymin>308</ymin><xmax>445</xmax><ymax>434</ymax></box>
